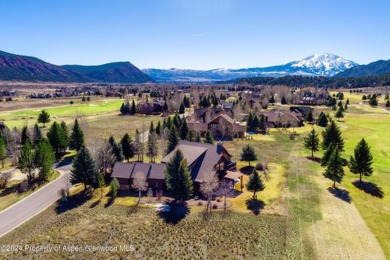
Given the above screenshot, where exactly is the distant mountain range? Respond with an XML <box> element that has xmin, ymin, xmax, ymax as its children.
<box><xmin>143</xmin><ymin>53</ymin><xmax>359</xmax><ymax>82</ymax></box>
<box><xmin>334</xmin><ymin>59</ymin><xmax>390</xmax><ymax>78</ymax></box>
<box><xmin>0</xmin><ymin>50</ymin><xmax>152</xmax><ymax>83</ymax></box>
<box><xmin>1</xmin><ymin>50</ymin><xmax>389</xmax><ymax>83</ymax></box>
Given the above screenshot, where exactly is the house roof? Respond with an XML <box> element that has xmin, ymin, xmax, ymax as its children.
<box><xmin>161</xmin><ymin>144</ymin><xmax>208</xmax><ymax>166</ymax></box>
<box><xmin>224</xmin><ymin>171</ymin><xmax>243</xmax><ymax>180</ymax></box>
<box><xmin>149</xmin><ymin>163</ymin><xmax>166</xmax><ymax>180</ymax></box>
<box><xmin>111</xmin><ymin>162</ymin><xmax>134</xmax><ymax>179</ymax></box>
<box><xmin>131</xmin><ymin>162</ymin><xmax>152</xmax><ymax>179</ymax></box>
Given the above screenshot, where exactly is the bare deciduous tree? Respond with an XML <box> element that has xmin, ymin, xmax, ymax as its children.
<box><xmin>216</xmin><ymin>179</ymin><xmax>235</xmax><ymax>214</ymax></box>
<box><xmin>93</xmin><ymin>140</ymin><xmax>117</xmax><ymax>174</ymax></box>
<box><xmin>200</xmin><ymin>171</ymin><xmax>219</xmax><ymax>218</ymax></box>
<box><xmin>131</xmin><ymin>172</ymin><xmax>148</xmax><ymax>203</ymax></box>
<box><xmin>0</xmin><ymin>170</ymin><xmax>13</xmax><ymax>189</ymax></box>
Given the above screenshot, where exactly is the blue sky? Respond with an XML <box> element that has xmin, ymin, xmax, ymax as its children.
<box><xmin>0</xmin><ymin>0</ymin><xmax>389</xmax><ymax>69</ymax></box>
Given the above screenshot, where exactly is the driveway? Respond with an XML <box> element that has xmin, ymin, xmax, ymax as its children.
<box><xmin>0</xmin><ymin>164</ymin><xmax>72</xmax><ymax>238</ymax></box>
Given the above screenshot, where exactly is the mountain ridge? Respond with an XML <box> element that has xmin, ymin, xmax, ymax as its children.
<box><xmin>0</xmin><ymin>50</ymin><xmax>152</xmax><ymax>83</ymax></box>
<box><xmin>334</xmin><ymin>59</ymin><xmax>390</xmax><ymax>77</ymax></box>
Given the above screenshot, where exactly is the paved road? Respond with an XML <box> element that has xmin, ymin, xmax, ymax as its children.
<box><xmin>0</xmin><ymin>164</ymin><xmax>72</xmax><ymax>238</ymax></box>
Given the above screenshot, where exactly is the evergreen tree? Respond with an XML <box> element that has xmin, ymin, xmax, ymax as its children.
<box><xmin>149</xmin><ymin>121</ymin><xmax>154</xmax><ymax>133</ymax></box>
<box><xmin>281</xmin><ymin>96</ymin><xmax>288</xmax><ymax>105</ymax></box>
<box><xmin>18</xmin><ymin>142</ymin><xmax>35</xmax><ymax>186</ymax></box>
<box><xmin>32</xmin><ymin>123</ymin><xmax>43</xmax><ymax>146</ymax></box>
<box><xmin>179</xmin><ymin>119</ymin><xmax>189</xmax><ymax>140</ymax></box>
<box><xmin>204</xmin><ymin>131</ymin><xmax>214</xmax><ymax>144</ymax></box>
<box><xmin>304</xmin><ymin>129</ymin><xmax>320</xmax><ymax>158</ymax></box>
<box><xmin>246</xmin><ymin>111</ymin><xmax>254</xmax><ymax>132</ymax></box>
<box><xmin>346</xmin><ymin>99</ymin><xmax>350</xmax><ymax>105</ymax></box>
<box><xmin>323</xmin><ymin>147</ymin><xmax>344</xmax><ymax>188</ymax></box>
<box><xmin>179</xmin><ymin>102</ymin><xmax>185</xmax><ymax>114</ymax></box>
<box><xmin>306</xmin><ymin>110</ymin><xmax>314</xmax><ymax>123</ymax></box>
<box><xmin>349</xmin><ymin>138</ymin><xmax>373</xmax><ymax>183</ymax></box>
<box><xmin>109</xmin><ymin>136</ymin><xmax>124</xmax><ymax>162</ymax></box>
<box><xmin>335</xmin><ymin>107</ymin><xmax>344</xmax><ymax>121</ymax></box>
<box><xmin>322</xmin><ymin>120</ymin><xmax>344</xmax><ymax>151</ymax></box>
<box><xmin>60</xmin><ymin>121</ymin><xmax>69</xmax><ymax>148</ymax></box>
<box><xmin>321</xmin><ymin>143</ymin><xmax>335</xmax><ymax>166</ymax></box>
<box><xmin>130</xmin><ymin>100</ymin><xmax>137</xmax><ymax>115</ymax></box>
<box><xmin>147</xmin><ymin>131</ymin><xmax>159</xmax><ymax>162</ymax></box>
<box><xmin>369</xmin><ymin>94</ymin><xmax>378</xmax><ymax>106</ymax></box>
<box><xmin>166</xmin><ymin>125</ymin><xmax>179</xmax><ymax>155</ymax></box>
<box><xmin>120</xmin><ymin>103</ymin><xmax>126</xmax><ymax>115</ymax></box>
<box><xmin>269</xmin><ymin>95</ymin><xmax>275</xmax><ymax>103</ymax></box>
<box><xmin>317</xmin><ymin>112</ymin><xmax>328</xmax><ymax>127</ymax></box>
<box><xmin>98</xmin><ymin>173</ymin><xmax>105</xmax><ymax>199</ymax></box>
<box><xmin>110</xmin><ymin>178</ymin><xmax>119</xmax><ymax>198</ymax></box>
<box><xmin>120</xmin><ymin>133</ymin><xmax>134</xmax><ymax>162</ymax></box>
<box><xmin>187</xmin><ymin>130</ymin><xmax>194</xmax><ymax>141</ymax></box>
<box><xmin>344</xmin><ymin>104</ymin><xmax>348</xmax><ymax>110</ymax></box>
<box><xmin>252</xmin><ymin>116</ymin><xmax>259</xmax><ymax>132</ymax></box>
<box><xmin>173</xmin><ymin>114</ymin><xmax>181</xmax><ymax>129</ymax></box>
<box><xmin>246</xmin><ymin>169</ymin><xmax>265</xmax><ymax>199</ymax></box>
<box><xmin>164</xmin><ymin>150</ymin><xmax>193</xmax><ymax>200</ymax></box>
<box><xmin>34</xmin><ymin>138</ymin><xmax>55</xmax><ymax>182</ymax></box>
<box><xmin>362</xmin><ymin>95</ymin><xmax>367</xmax><ymax>101</ymax></box>
<box><xmin>70</xmin><ymin>145</ymin><xmax>98</xmax><ymax>192</ymax></box>
<box><xmin>69</xmin><ymin>119</ymin><xmax>84</xmax><ymax>151</ymax></box>
<box><xmin>47</xmin><ymin>122</ymin><xmax>67</xmax><ymax>157</ymax></box>
<box><xmin>21</xmin><ymin>126</ymin><xmax>31</xmax><ymax>146</ymax></box>
<box><xmin>386</xmin><ymin>100</ymin><xmax>390</xmax><ymax>108</ymax></box>
<box><xmin>0</xmin><ymin>138</ymin><xmax>7</xmax><ymax>168</ymax></box>
<box><xmin>37</xmin><ymin>110</ymin><xmax>51</xmax><ymax>127</ymax></box>
<box><xmin>240</xmin><ymin>144</ymin><xmax>257</xmax><ymax>166</ymax></box>
<box><xmin>155</xmin><ymin>121</ymin><xmax>161</xmax><ymax>135</ymax></box>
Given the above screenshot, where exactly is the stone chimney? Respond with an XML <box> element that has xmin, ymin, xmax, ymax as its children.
<box><xmin>216</xmin><ymin>141</ymin><xmax>223</xmax><ymax>154</ymax></box>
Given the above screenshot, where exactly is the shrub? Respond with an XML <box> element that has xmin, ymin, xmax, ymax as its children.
<box><xmin>197</xmin><ymin>201</ymin><xmax>203</xmax><ymax>206</ymax></box>
<box><xmin>255</xmin><ymin>163</ymin><xmax>264</xmax><ymax>171</ymax></box>
<box><xmin>212</xmin><ymin>204</ymin><xmax>218</xmax><ymax>209</ymax></box>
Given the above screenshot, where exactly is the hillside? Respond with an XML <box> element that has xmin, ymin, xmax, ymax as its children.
<box><xmin>0</xmin><ymin>50</ymin><xmax>152</xmax><ymax>83</ymax></box>
<box><xmin>62</xmin><ymin>62</ymin><xmax>152</xmax><ymax>83</ymax></box>
<box><xmin>0</xmin><ymin>50</ymin><xmax>87</xmax><ymax>82</ymax></box>
<box><xmin>334</xmin><ymin>59</ymin><xmax>390</xmax><ymax>77</ymax></box>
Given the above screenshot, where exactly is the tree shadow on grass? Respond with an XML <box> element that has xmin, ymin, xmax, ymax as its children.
<box><xmin>327</xmin><ymin>187</ymin><xmax>351</xmax><ymax>203</ymax></box>
<box><xmin>55</xmin><ymin>190</ymin><xmax>91</xmax><ymax>214</ymax></box>
<box><xmin>306</xmin><ymin>156</ymin><xmax>321</xmax><ymax>163</ymax></box>
<box><xmin>157</xmin><ymin>200</ymin><xmax>190</xmax><ymax>225</ymax></box>
<box><xmin>104</xmin><ymin>197</ymin><xmax>115</xmax><ymax>208</ymax></box>
<box><xmin>90</xmin><ymin>199</ymin><xmax>101</xmax><ymax>208</ymax></box>
<box><xmin>245</xmin><ymin>198</ymin><xmax>265</xmax><ymax>215</ymax></box>
<box><xmin>352</xmin><ymin>180</ymin><xmax>384</xmax><ymax>198</ymax></box>
<box><xmin>240</xmin><ymin>166</ymin><xmax>255</xmax><ymax>175</ymax></box>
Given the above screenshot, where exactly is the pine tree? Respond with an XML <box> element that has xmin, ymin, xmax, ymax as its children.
<box><xmin>21</xmin><ymin>126</ymin><xmax>31</xmax><ymax>146</ymax></box>
<box><xmin>246</xmin><ymin>169</ymin><xmax>265</xmax><ymax>199</ymax></box>
<box><xmin>37</xmin><ymin>110</ymin><xmax>51</xmax><ymax>127</ymax></box>
<box><xmin>179</xmin><ymin>102</ymin><xmax>185</xmax><ymax>114</ymax></box>
<box><xmin>109</xmin><ymin>136</ymin><xmax>124</xmax><ymax>162</ymax></box>
<box><xmin>149</xmin><ymin>121</ymin><xmax>154</xmax><ymax>133</ymax></box>
<box><xmin>322</xmin><ymin>120</ymin><xmax>344</xmax><ymax>151</ymax></box>
<box><xmin>18</xmin><ymin>142</ymin><xmax>35</xmax><ymax>186</ymax></box>
<box><xmin>269</xmin><ymin>95</ymin><xmax>275</xmax><ymax>103</ymax></box>
<box><xmin>321</xmin><ymin>143</ymin><xmax>335</xmax><ymax>167</ymax></box>
<box><xmin>304</xmin><ymin>129</ymin><xmax>320</xmax><ymax>158</ymax></box>
<box><xmin>120</xmin><ymin>103</ymin><xmax>126</xmax><ymax>115</ymax></box>
<box><xmin>246</xmin><ymin>111</ymin><xmax>254</xmax><ymax>132</ymax></box>
<box><xmin>166</xmin><ymin>125</ymin><xmax>179</xmax><ymax>155</ymax></box>
<box><xmin>120</xmin><ymin>133</ymin><xmax>134</xmax><ymax>162</ymax></box>
<box><xmin>98</xmin><ymin>173</ymin><xmax>105</xmax><ymax>199</ymax></box>
<box><xmin>155</xmin><ymin>121</ymin><xmax>161</xmax><ymax>135</ymax></box>
<box><xmin>281</xmin><ymin>96</ymin><xmax>287</xmax><ymax>105</ymax></box>
<box><xmin>164</xmin><ymin>149</ymin><xmax>193</xmax><ymax>201</ymax></box>
<box><xmin>34</xmin><ymin>138</ymin><xmax>55</xmax><ymax>182</ymax></box>
<box><xmin>187</xmin><ymin>130</ymin><xmax>194</xmax><ymax>141</ymax></box>
<box><xmin>349</xmin><ymin>138</ymin><xmax>373</xmax><ymax>183</ymax></box>
<box><xmin>240</xmin><ymin>144</ymin><xmax>257</xmax><ymax>166</ymax></box>
<box><xmin>110</xmin><ymin>178</ymin><xmax>119</xmax><ymax>198</ymax></box>
<box><xmin>0</xmin><ymin>138</ymin><xmax>7</xmax><ymax>168</ymax></box>
<box><xmin>369</xmin><ymin>94</ymin><xmax>378</xmax><ymax>106</ymax></box>
<box><xmin>32</xmin><ymin>123</ymin><xmax>43</xmax><ymax>146</ymax></box>
<box><xmin>346</xmin><ymin>99</ymin><xmax>350</xmax><ymax>105</ymax></box>
<box><xmin>317</xmin><ymin>112</ymin><xmax>328</xmax><ymax>127</ymax></box>
<box><xmin>386</xmin><ymin>100</ymin><xmax>390</xmax><ymax>108</ymax></box>
<box><xmin>335</xmin><ymin>107</ymin><xmax>344</xmax><ymax>121</ymax></box>
<box><xmin>179</xmin><ymin>118</ymin><xmax>189</xmax><ymax>140</ymax></box>
<box><xmin>69</xmin><ymin>119</ymin><xmax>84</xmax><ymax>151</ymax></box>
<box><xmin>323</xmin><ymin>147</ymin><xmax>344</xmax><ymax>188</ymax></box>
<box><xmin>306</xmin><ymin>110</ymin><xmax>314</xmax><ymax>123</ymax></box>
<box><xmin>60</xmin><ymin>121</ymin><xmax>69</xmax><ymax>148</ymax></box>
<box><xmin>47</xmin><ymin>122</ymin><xmax>67</xmax><ymax>157</ymax></box>
<box><xmin>130</xmin><ymin>100</ymin><xmax>137</xmax><ymax>115</ymax></box>
<box><xmin>70</xmin><ymin>145</ymin><xmax>98</xmax><ymax>192</ymax></box>
<box><xmin>204</xmin><ymin>131</ymin><xmax>214</xmax><ymax>144</ymax></box>
<box><xmin>147</xmin><ymin>131</ymin><xmax>159</xmax><ymax>162</ymax></box>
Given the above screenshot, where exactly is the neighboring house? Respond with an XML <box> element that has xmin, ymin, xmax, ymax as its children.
<box><xmin>187</xmin><ymin>107</ymin><xmax>246</xmax><ymax>139</ymax></box>
<box><xmin>293</xmin><ymin>90</ymin><xmax>329</xmax><ymax>105</ymax></box>
<box><xmin>111</xmin><ymin>162</ymin><xmax>166</xmax><ymax>190</ymax></box>
<box><xmin>258</xmin><ymin>110</ymin><xmax>303</xmax><ymax>128</ymax></box>
<box><xmin>289</xmin><ymin>106</ymin><xmax>314</xmax><ymax>119</ymax></box>
<box><xmin>137</xmin><ymin>99</ymin><xmax>165</xmax><ymax>115</ymax></box>
<box><xmin>111</xmin><ymin>141</ymin><xmax>237</xmax><ymax>192</ymax></box>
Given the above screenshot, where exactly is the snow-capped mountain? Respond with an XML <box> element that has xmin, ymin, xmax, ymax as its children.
<box><xmin>143</xmin><ymin>53</ymin><xmax>358</xmax><ymax>82</ymax></box>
